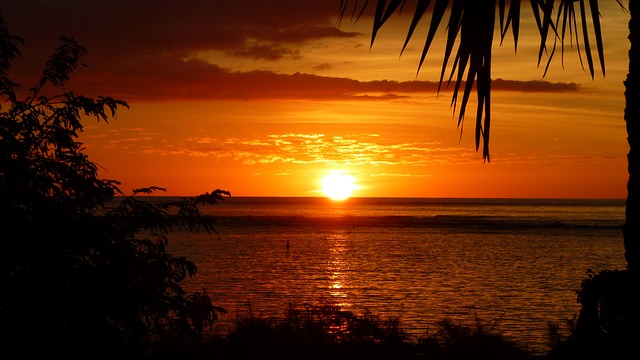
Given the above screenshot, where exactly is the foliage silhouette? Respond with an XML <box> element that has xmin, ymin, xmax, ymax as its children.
<box><xmin>224</xmin><ymin>301</ymin><xmax>411</xmax><ymax>359</ymax></box>
<box><xmin>546</xmin><ymin>269</ymin><xmax>640</xmax><ymax>359</ymax></box>
<box><xmin>418</xmin><ymin>316</ymin><xmax>532</xmax><ymax>360</ymax></box>
<box><xmin>0</xmin><ymin>13</ymin><xmax>229</xmax><ymax>359</ymax></box>
<box><xmin>149</xmin><ymin>301</ymin><xmax>535</xmax><ymax>360</ymax></box>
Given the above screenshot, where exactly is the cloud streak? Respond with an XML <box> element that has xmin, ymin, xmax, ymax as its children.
<box><xmin>67</xmin><ymin>58</ymin><xmax>579</xmax><ymax>102</ymax></box>
<box><xmin>96</xmin><ymin>131</ymin><xmax>472</xmax><ymax>167</ymax></box>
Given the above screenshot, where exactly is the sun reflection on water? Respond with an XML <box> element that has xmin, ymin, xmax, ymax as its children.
<box><xmin>327</xmin><ymin>232</ymin><xmax>351</xmax><ymax>307</ymax></box>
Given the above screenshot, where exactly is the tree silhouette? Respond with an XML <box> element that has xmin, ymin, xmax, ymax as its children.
<box><xmin>0</xmin><ymin>13</ymin><xmax>229</xmax><ymax>359</ymax></box>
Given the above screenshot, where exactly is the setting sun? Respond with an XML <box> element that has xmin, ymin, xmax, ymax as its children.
<box><xmin>321</xmin><ymin>172</ymin><xmax>357</xmax><ymax>200</ymax></box>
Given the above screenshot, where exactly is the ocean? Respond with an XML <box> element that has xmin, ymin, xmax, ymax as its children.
<box><xmin>165</xmin><ymin>197</ymin><xmax>627</xmax><ymax>354</ymax></box>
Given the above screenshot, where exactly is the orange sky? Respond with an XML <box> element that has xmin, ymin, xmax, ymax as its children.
<box><xmin>2</xmin><ymin>1</ymin><xmax>630</xmax><ymax>198</ymax></box>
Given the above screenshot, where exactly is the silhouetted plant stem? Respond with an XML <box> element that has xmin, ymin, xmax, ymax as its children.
<box><xmin>624</xmin><ymin>0</ymin><xmax>640</xmax><ymax>273</ymax></box>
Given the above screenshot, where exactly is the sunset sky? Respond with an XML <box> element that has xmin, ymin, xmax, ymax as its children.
<box><xmin>2</xmin><ymin>1</ymin><xmax>631</xmax><ymax>198</ymax></box>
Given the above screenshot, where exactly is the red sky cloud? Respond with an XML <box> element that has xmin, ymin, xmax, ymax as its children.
<box><xmin>2</xmin><ymin>1</ymin><xmax>356</xmax><ymax>63</ymax></box>
<box><xmin>2</xmin><ymin>1</ymin><xmax>580</xmax><ymax>103</ymax></box>
<box><xmin>37</xmin><ymin>55</ymin><xmax>580</xmax><ymax>102</ymax></box>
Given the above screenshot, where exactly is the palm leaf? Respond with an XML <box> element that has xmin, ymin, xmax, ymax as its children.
<box><xmin>400</xmin><ymin>0</ymin><xmax>431</xmax><ymax>56</ymax></box>
<box><xmin>532</xmin><ymin>0</ymin><xmax>556</xmax><ymax>68</ymax></box>
<box><xmin>417</xmin><ymin>0</ymin><xmax>449</xmax><ymax>75</ymax></box>
<box><xmin>578</xmin><ymin>0</ymin><xmax>596</xmax><ymax>78</ymax></box>
<box><xmin>372</xmin><ymin>0</ymin><xmax>410</xmax><ymax>47</ymax></box>
<box><xmin>380</xmin><ymin>0</ymin><xmax>407</xmax><ymax>23</ymax></box>
<box><xmin>337</xmin><ymin>0</ymin><xmax>371</xmax><ymax>26</ymax></box>
<box><xmin>588</xmin><ymin>0</ymin><xmax>606</xmax><ymax>76</ymax></box>
<box><xmin>499</xmin><ymin>0</ymin><xmax>521</xmax><ymax>51</ymax></box>
<box><xmin>371</xmin><ymin>0</ymin><xmax>388</xmax><ymax>47</ymax></box>
<box><xmin>439</xmin><ymin>0</ymin><xmax>463</xmax><ymax>94</ymax></box>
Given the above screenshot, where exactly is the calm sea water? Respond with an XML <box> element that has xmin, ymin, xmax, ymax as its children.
<box><xmin>165</xmin><ymin>197</ymin><xmax>626</xmax><ymax>354</ymax></box>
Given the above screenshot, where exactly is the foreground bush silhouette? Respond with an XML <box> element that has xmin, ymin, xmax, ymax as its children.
<box><xmin>0</xmin><ymin>14</ymin><xmax>228</xmax><ymax>359</ymax></box>
<box><xmin>149</xmin><ymin>301</ymin><xmax>535</xmax><ymax>360</ymax></box>
<box><xmin>224</xmin><ymin>301</ymin><xmax>409</xmax><ymax>359</ymax></box>
<box><xmin>419</xmin><ymin>317</ymin><xmax>533</xmax><ymax>360</ymax></box>
<box><xmin>547</xmin><ymin>269</ymin><xmax>640</xmax><ymax>359</ymax></box>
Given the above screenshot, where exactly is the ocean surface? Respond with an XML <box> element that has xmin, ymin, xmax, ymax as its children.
<box><xmin>165</xmin><ymin>197</ymin><xmax>627</xmax><ymax>354</ymax></box>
